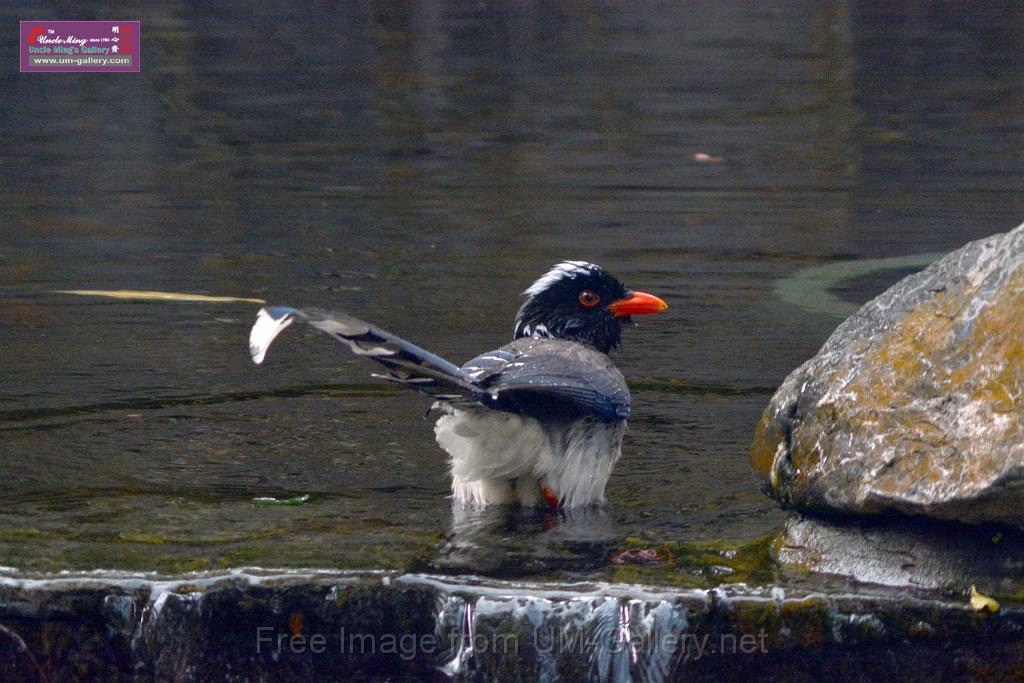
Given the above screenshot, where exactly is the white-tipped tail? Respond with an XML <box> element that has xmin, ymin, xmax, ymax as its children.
<box><xmin>249</xmin><ymin>306</ymin><xmax>297</xmax><ymax>364</ymax></box>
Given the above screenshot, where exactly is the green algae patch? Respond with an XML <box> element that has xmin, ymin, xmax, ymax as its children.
<box><xmin>608</xmin><ymin>535</ymin><xmax>778</xmax><ymax>588</ymax></box>
<box><xmin>749</xmin><ymin>410</ymin><xmax>777</xmax><ymax>482</ymax></box>
<box><xmin>773</xmin><ymin>253</ymin><xmax>939</xmax><ymax>318</ymax></box>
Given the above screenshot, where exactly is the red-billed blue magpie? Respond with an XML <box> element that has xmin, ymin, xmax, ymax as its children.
<box><xmin>249</xmin><ymin>261</ymin><xmax>667</xmax><ymax>508</ymax></box>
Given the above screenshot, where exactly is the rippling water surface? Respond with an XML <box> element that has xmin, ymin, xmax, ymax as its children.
<box><xmin>2</xmin><ymin>2</ymin><xmax>1023</xmax><ymax>582</ymax></box>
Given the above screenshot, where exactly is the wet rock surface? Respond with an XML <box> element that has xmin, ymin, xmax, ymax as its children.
<box><xmin>1</xmin><ymin>569</ymin><xmax>1023</xmax><ymax>682</ymax></box>
<box><xmin>752</xmin><ymin>223</ymin><xmax>1024</xmax><ymax>525</ymax></box>
<box><xmin>775</xmin><ymin>515</ymin><xmax>1024</xmax><ymax>594</ymax></box>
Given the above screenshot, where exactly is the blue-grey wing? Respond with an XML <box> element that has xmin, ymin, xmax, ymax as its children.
<box><xmin>462</xmin><ymin>338</ymin><xmax>631</xmax><ymax>422</ymax></box>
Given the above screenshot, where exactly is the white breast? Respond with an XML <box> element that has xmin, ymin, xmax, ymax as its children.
<box><xmin>433</xmin><ymin>406</ymin><xmax>626</xmax><ymax>508</ymax></box>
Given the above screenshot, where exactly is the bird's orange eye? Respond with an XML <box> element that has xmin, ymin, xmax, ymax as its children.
<box><xmin>578</xmin><ymin>290</ymin><xmax>601</xmax><ymax>309</ymax></box>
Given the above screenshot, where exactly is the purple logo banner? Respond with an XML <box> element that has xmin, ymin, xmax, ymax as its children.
<box><xmin>20</xmin><ymin>21</ymin><xmax>140</xmax><ymax>73</ymax></box>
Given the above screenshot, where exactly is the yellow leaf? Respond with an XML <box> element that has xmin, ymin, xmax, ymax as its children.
<box><xmin>970</xmin><ymin>585</ymin><xmax>999</xmax><ymax>614</ymax></box>
<box><xmin>55</xmin><ymin>290</ymin><xmax>265</xmax><ymax>304</ymax></box>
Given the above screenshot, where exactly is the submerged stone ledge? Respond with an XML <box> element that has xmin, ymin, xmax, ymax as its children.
<box><xmin>1</xmin><ymin>568</ymin><xmax>1022</xmax><ymax>681</ymax></box>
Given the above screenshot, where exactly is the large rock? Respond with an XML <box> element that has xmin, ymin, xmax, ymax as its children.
<box><xmin>752</xmin><ymin>222</ymin><xmax>1024</xmax><ymax>525</ymax></box>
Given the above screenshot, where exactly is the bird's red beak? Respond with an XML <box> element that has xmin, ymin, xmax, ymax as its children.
<box><xmin>608</xmin><ymin>291</ymin><xmax>668</xmax><ymax>318</ymax></box>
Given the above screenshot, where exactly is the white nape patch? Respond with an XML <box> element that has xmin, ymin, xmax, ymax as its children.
<box><xmin>514</xmin><ymin>322</ymin><xmax>552</xmax><ymax>339</ymax></box>
<box><xmin>434</xmin><ymin>405</ymin><xmax>624</xmax><ymax>508</ymax></box>
<box><xmin>249</xmin><ymin>307</ymin><xmax>296</xmax><ymax>364</ymax></box>
<box><xmin>523</xmin><ymin>260</ymin><xmax>599</xmax><ymax>297</ymax></box>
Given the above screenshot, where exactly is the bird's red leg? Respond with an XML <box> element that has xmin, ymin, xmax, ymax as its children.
<box><xmin>542</xmin><ymin>487</ymin><xmax>561</xmax><ymax>509</ymax></box>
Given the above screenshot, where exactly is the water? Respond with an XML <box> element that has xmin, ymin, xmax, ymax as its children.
<box><xmin>2</xmin><ymin>2</ymin><xmax>1024</xmax><ymax>582</ymax></box>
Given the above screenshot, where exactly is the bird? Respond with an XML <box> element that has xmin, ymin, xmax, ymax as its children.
<box><xmin>248</xmin><ymin>261</ymin><xmax>667</xmax><ymax>508</ymax></box>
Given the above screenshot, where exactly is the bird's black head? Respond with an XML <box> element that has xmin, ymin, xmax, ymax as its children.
<box><xmin>513</xmin><ymin>261</ymin><xmax>668</xmax><ymax>354</ymax></box>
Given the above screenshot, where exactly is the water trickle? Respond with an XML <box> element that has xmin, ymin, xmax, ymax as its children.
<box><xmin>435</xmin><ymin>586</ymin><xmax>692</xmax><ymax>682</ymax></box>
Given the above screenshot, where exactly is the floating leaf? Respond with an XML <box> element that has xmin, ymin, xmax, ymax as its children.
<box><xmin>692</xmin><ymin>152</ymin><xmax>724</xmax><ymax>163</ymax></box>
<box><xmin>252</xmin><ymin>494</ymin><xmax>311</xmax><ymax>507</ymax></box>
<box><xmin>970</xmin><ymin>585</ymin><xmax>999</xmax><ymax>613</ymax></box>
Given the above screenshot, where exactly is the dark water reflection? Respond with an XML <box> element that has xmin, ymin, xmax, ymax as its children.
<box><xmin>2</xmin><ymin>2</ymin><xmax>1024</xmax><ymax>581</ymax></box>
<box><xmin>433</xmin><ymin>506</ymin><xmax>621</xmax><ymax>577</ymax></box>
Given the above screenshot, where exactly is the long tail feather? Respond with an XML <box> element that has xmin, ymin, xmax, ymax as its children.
<box><xmin>249</xmin><ymin>306</ymin><xmax>484</xmax><ymax>401</ymax></box>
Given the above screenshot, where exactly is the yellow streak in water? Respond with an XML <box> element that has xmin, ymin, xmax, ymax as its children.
<box><xmin>54</xmin><ymin>290</ymin><xmax>266</xmax><ymax>304</ymax></box>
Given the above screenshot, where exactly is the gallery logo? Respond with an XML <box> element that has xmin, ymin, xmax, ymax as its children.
<box><xmin>20</xmin><ymin>20</ymin><xmax>140</xmax><ymax>73</ymax></box>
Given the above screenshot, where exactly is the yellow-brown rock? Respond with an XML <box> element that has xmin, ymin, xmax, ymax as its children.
<box><xmin>752</xmin><ymin>223</ymin><xmax>1024</xmax><ymax>525</ymax></box>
